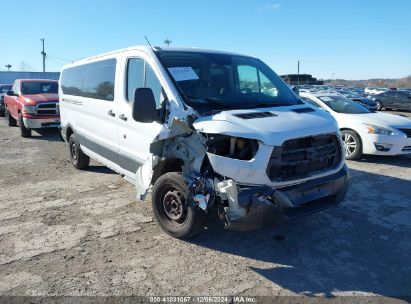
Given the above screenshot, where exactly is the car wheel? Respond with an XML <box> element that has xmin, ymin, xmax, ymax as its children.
<box><xmin>375</xmin><ymin>101</ymin><xmax>382</xmax><ymax>111</ymax></box>
<box><xmin>6</xmin><ymin>107</ymin><xmax>16</xmax><ymax>126</ymax></box>
<box><xmin>342</xmin><ymin>130</ymin><xmax>362</xmax><ymax>160</ymax></box>
<box><xmin>68</xmin><ymin>133</ymin><xmax>90</xmax><ymax>169</ymax></box>
<box><xmin>18</xmin><ymin>113</ymin><xmax>32</xmax><ymax>138</ymax></box>
<box><xmin>0</xmin><ymin>109</ymin><xmax>4</xmax><ymax>117</ymax></box>
<box><xmin>152</xmin><ymin>172</ymin><xmax>207</xmax><ymax>239</ymax></box>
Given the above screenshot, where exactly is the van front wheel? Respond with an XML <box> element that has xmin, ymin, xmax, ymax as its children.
<box><xmin>152</xmin><ymin>172</ymin><xmax>206</xmax><ymax>239</ymax></box>
<box><xmin>69</xmin><ymin>133</ymin><xmax>90</xmax><ymax>170</ymax></box>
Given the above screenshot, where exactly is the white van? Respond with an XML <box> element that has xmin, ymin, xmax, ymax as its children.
<box><xmin>59</xmin><ymin>46</ymin><xmax>349</xmax><ymax>238</ymax></box>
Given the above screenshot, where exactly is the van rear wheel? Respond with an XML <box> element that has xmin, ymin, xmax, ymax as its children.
<box><xmin>69</xmin><ymin>133</ymin><xmax>90</xmax><ymax>169</ymax></box>
<box><xmin>152</xmin><ymin>172</ymin><xmax>206</xmax><ymax>239</ymax></box>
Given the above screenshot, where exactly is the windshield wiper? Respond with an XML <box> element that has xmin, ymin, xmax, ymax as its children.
<box><xmin>185</xmin><ymin>95</ymin><xmax>230</xmax><ymax>109</ymax></box>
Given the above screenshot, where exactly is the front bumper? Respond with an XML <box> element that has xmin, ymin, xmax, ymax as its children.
<box><xmin>23</xmin><ymin>117</ymin><xmax>60</xmax><ymax>129</ymax></box>
<box><xmin>226</xmin><ymin>165</ymin><xmax>350</xmax><ymax>231</ymax></box>
<box><xmin>361</xmin><ymin>133</ymin><xmax>411</xmax><ymax>155</ymax></box>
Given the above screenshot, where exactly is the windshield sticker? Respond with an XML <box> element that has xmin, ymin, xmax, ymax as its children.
<box><xmin>319</xmin><ymin>96</ymin><xmax>333</xmax><ymax>102</ymax></box>
<box><xmin>168</xmin><ymin>67</ymin><xmax>199</xmax><ymax>82</ymax></box>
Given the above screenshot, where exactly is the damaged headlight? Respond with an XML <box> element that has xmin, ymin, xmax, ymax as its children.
<box><xmin>205</xmin><ymin>134</ymin><xmax>259</xmax><ymax>160</ymax></box>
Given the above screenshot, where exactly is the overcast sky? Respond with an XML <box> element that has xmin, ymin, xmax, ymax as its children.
<box><xmin>1</xmin><ymin>0</ymin><xmax>410</xmax><ymax>80</ymax></box>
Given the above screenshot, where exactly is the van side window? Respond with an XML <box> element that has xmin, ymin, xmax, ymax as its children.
<box><xmin>61</xmin><ymin>58</ymin><xmax>116</xmax><ymax>101</ymax></box>
<box><xmin>127</xmin><ymin>58</ymin><xmax>145</xmax><ymax>102</ymax></box>
<box><xmin>127</xmin><ymin>58</ymin><xmax>165</xmax><ymax>108</ymax></box>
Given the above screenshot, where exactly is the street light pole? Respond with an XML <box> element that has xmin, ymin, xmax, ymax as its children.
<box><xmin>297</xmin><ymin>60</ymin><xmax>300</xmax><ymax>86</ymax></box>
<box><xmin>40</xmin><ymin>38</ymin><xmax>46</xmax><ymax>73</ymax></box>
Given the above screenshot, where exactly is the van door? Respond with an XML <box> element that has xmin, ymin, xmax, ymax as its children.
<box><xmin>73</xmin><ymin>59</ymin><xmax>120</xmax><ymax>165</ymax></box>
<box><xmin>117</xmin><ymin>56</ymin><xmax>163</xmax><ymax>177</ymax></box>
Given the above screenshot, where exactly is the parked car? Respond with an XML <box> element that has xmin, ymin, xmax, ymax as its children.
<box><xmin>337</xmin><ymin>90</ymin><xmax>378</xmax><ymax>111</ymax></box>
<box><xmin>365</xmin><ymin>87</ymin><xmax>386</xmax><ymax>95</ymax></box>
<box><xmin>4</xmin><ymin>79</ymin><xmax>60</xmax><ymax>137</ymax></box>
<box><xmin>0</xmin><ymin>84</ymin><xmax>13</xmax><ymax>117</ymax></box>
<box><xmin>59</xmin><ymin>46</ymin><xmax>349</xmax><ymax>239</ymax></box>
<box><xmin>300</xmin><ymin>92</ymin><xmax>411</xmax><ymax>160</ymax></box>
<box><xmin>370</xmin><ymin>90</ymin><xmax>411</xmax><ymax>111</ymax></box>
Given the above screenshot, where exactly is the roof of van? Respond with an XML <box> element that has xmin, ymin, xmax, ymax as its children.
<box><xmin>63</xmin><ymin>46</ymin><xmax>251</xmax><ymax>68</ymax></box>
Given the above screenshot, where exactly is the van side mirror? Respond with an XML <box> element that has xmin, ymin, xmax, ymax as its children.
<box><xmin>6</xmin><ymin>90</ymin><xmax>17</xmax><ymax>96</ymax></box>
<box><xmin>132</xmin><ymin>88</ymin><xmax>158</xmax><ymax>123</ymax></box>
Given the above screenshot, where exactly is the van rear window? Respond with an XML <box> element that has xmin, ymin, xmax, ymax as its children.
<box><xmin>61</xmin><ymin>59</ymin><xmax>116</xmax><ymax>101</ymax></box>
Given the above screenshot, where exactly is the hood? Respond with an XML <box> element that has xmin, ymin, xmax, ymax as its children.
<box><xmin>193</xmin><ymin>105</ymin><xmax>339</xmax><ymax>146</ymax></box>
<box><xmin>342</xmin><ymin>112</ymin><xmax>411</xmax><ymax>128</ymax></box>
<box><xmin>22</xmin><ymin>93</ymin><xmax>59</xmax><ymax>105</ymax></box>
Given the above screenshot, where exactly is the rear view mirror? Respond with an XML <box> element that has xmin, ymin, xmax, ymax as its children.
<box><xmin>6</xmin><ymin>90</ymin><xmax>16</xmax><ymax>96</ymax></box>
<box><xmin>132</xmin><ymin>88</ymin><xmax>158</xmax><ymax>123</ymax></box>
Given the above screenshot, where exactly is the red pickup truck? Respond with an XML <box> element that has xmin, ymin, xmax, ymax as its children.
<box><xmin>4</xmin><ymin>79</ymin><xmax>60</xmax><ymax>137</ymax></box>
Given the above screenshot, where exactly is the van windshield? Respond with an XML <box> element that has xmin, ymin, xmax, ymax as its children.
<box><xmin>156</xmin><ymin>50</ymin><xmax>302</xmax><ymax>113</ymax></box>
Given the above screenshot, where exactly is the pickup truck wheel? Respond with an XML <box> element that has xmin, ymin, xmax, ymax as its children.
<box><xmin>152</xmin><ymin>172</ymin><xmax>207</xmax><ymax>239</ymax></box>
<box><xmin>69</xmin><ymin>134</ymin><xmax>90</xmax><ymax>170</ymax></box>
<box><xmin>0</xmin><ymin>109</ymin><xmax>4</xmax><ymax>117</ymax></box>
<box><xmin>6</xmin><ymin>107</ymin><xmax>16</xmax><ymax>127</ymax></box>
<box><xmin>18</xmin><ymin>113</ymin><xmax>32</xmax><ymax>138</ymax></box>
<box><xmin>375</xmin><ymin>101</ymin><xmax>382</xmax><ymax>111</ymax></box>
<box><xmin>342</xmin><ymin>130</ymin><xmax>362</xmax><ymax>160</ymax></box>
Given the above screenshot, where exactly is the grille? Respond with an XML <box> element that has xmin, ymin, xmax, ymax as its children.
<box><xmin>399</xmin><ymin>129</ymin><xmax>411</xmax><ymax>138</ymax></box>
<box><xmin>35</xmin><ymin>102</ymin><xmax>59</xmax><ymax>115</ymax></box>
<box><xmin>267</xmin><ymin>134</ymin><xmax>342</xmax><ymax>182</ymax></box>
<box><xmin>402</xmin><ymin>146</ymin><xmax>411</xmax><ymax>152</ymax></box>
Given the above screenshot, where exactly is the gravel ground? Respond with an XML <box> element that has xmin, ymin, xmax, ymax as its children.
<box><xmin>0</xmin><ymin>111</ymin><xmax>410</xmax><ymax>302</ymax></box>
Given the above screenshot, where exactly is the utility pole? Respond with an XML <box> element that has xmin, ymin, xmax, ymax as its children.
<box><xmin>297</xmin><ymin>60</ymin><xmax>300</xmax><ymax>86</ymax></box>
<box><xmin>5</xmin><ymin>64</ymin><xmax>12</xmax><ymax>71</ymax></box>
<box><xmin>40</xmin><ymin>38</ymin><xmax>46</xmax><ymax>73</ymax></box>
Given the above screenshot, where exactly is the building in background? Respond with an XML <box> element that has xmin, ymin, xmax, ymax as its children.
<box><xmin>0</xmin><ymin>71</ymin><xmax>60</xmax><ymax>84</ymax></box>
<box><xmin>281</xmin><ymin>74</ymin><xmax>324</xmax><ymax>85</ymax></box>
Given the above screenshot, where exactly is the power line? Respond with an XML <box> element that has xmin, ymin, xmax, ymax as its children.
<box><xmin>47</xmin><ymin>55</ymin><xmax>74</xmax><ymax>63</ymax></box>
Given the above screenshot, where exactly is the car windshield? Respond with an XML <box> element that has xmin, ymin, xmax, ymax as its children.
<box><xmin>156</xmin><ymin>51</ymin><xmax>302</xmax><ymax>112</ymax></box>
<box><xmin>21</xmin><ymin>82</ymin><xmax>58</xmax><ymax>94</ymax></box>
<box><xmin>1</xmin><ymin>85</ymin><xmax>12</xmax><ymax>93</ymax></box>
<box><xmin>318</xmin><ymin>95</ymin><xmax>370</xmax><ymax>114</ymax></box>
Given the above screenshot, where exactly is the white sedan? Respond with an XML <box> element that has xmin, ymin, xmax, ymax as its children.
<box><xmin>300</xmin><ymin>92</ymin><xmax>411</xmax><ymax>160</ymax></box>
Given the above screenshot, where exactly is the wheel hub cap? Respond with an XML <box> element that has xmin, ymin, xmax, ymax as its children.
<box><xmin>163</xmin><ymin>190</ymin><xmax>184</xmax><ymax>221</ymax></box>
<box><xmin>343</xmin><ymin>134</ymin><xmax>357</xmax><ymax>156</ymax></box>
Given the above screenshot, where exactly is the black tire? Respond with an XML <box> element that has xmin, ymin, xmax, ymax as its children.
<box><xmin>6</xmin><ymin>107</ymin><xmax>16</xmax><ymax>126</ymax></box>
<box><xmin>152</xmin><ymin>172</ymin><xmax>207</xmax><ymax>239</ymax></box>
<box><xmin>68</xmin><ymin>133</ymin><xmax>90</xmax><ymax>169</ymax></box>
<box><xmin>341</xmin><ymin>130</ymin><xmax>362</xmax><ymax>160</ymax></box>
<box><xmin>18</xmin><ymin>113</ymin><xmax>32</xmax><ymax>138</ymax></box>
<box><xmin>375</xmin><ymin>100</ymin><xmax>383</xmax><ymax>111</ymax></box>
<box><xmin>0</xmin><ymin>109</ymin><xmax>4</xmax><ymax>117</ymax></box>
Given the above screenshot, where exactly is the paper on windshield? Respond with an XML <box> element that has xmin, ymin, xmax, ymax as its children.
<box><xmin>168</xmin><ymin>67</ymin><xmax>199</xmax><ymax>82</ymax></box>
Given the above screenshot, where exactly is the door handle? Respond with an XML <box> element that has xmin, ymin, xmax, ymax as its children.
<box><xmin>107</xmin><ymin>110</ymin><xmax>115</xmax><ymax>117</ymax></box>
<box><xmin>119</xmin><ymin>114</ymin><xmax>127</xmax><ymax>121</ymax></box>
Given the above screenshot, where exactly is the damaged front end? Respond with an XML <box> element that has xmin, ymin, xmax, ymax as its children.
<box><xmin>136</xmin><ymin>113</ymin><xmax>349</xmax><ymax>234</ymax></box>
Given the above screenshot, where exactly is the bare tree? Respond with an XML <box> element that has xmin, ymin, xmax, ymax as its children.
<box><xmin>19</xmin><ymin>61</ymin><xmax>34</xmax><ymax>72</ymax></box>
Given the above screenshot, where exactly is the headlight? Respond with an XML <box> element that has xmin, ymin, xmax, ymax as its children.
<box><xmin>205</xmin><ymin>134</ymin><xmax>259</xmax><ymax>160</ymax></box>
<box><xmin>22</xmin><ymin>105</ymin><xmax>36</xmax><ymax>114</ymax></box>
<box><xmin>363</xmin><ymin>123</ymin><xmax>394</xmax><ymax>135</ymax></box>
